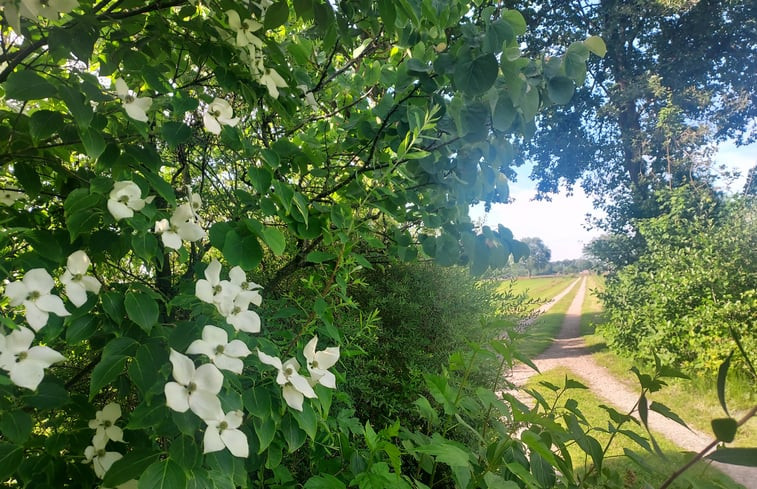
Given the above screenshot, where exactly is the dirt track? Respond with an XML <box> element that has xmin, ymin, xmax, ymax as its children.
<box><xmin>503</xmin><ymin>276</ymin><xmax>756</xmax><ymax>488</ymax></box>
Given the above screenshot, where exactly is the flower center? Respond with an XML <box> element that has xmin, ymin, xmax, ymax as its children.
<box><xmin>209</xmin><ymin>109</ymin><xmax>220</xmax><ymax>118</ymax></box>
<box><xmin>124</xmin><ymin>94</ymin><xmax>135</xmax><ymax>103</ymax></box>
<box><xmin>241</xmin><ymin>282</ymin><xmax>249</xmax><ymax>290</ymax></box>
<box><xmin>311</xmin><ymin>360</ymin><xmax>319</xmax><ymax>369</ymax></box>
<box><xmin>27</xmin><ymin>291</ymin><xmax>41</xmax><ymax>301</ymax></box>
<box><xmin>284</xmin><ymin>367</ymin><xmax>293</xmax><ymax>376</ymax></box>
<box><xmin>231</xmin><ymin>306</ymin><xmax>241</xmax><ymax>315</ymax></box>
<box><xmin>103</xmin><ymin>420</ymin><xmax>112</xmax><ymax>428</ymax></box>
<box><xmin>215</xmin><ymin>344</ymin><xmax>225</xmax><ymax>354</ymax></box>
<box><xmin>96</xmin><ymin>448</ymin><xmax>106</xmax><ymax>458</ymax></box>
<box><xmin>218</xmin><ymin>421</ymin><xmax>228</xmax><ymax>431</ymax></box>
<box><xmin>17</xmin><ymin>351</ymin><xmax>28</xmax><ymax>362</ymax></box>
<box><xmin>118</xmin><ymin>195</ymin><xmax>130</xmax><ymax>204</ymax></box>
<box><xmin>72</xmin><ymin>273</ymin><xmax>83</xmax><ymax>281</ymax></box>
<box><xmin>212</xmin><ymin>285</ymin><xmax>222</xmax><ymax>294</ymax></box>
<box><xmin>187</xmin><ymin>382</ymin><xmax>197</xmax><ymax>393</ymax></box>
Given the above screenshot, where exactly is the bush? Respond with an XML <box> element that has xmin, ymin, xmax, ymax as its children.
<box><xmin>599</xmin><ymin>186</ymin><xmax>756</xmax><ymax>377</ymax></box>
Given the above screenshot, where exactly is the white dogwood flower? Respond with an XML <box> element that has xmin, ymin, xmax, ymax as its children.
<box><xmin>257</xmin><ymin>350</ymin><xmax>316</xmax><ymax>411</ymax></box>
<box><xmin>223</xmin><ymin>294</ymin><xmax>261</xmax><ymax>334</ymax></box>
<box><xmin>61</xmin><ymin>251</ymin><xmax>101</xmax><ymax>307</ymax></box>
<box><xmin>164</xmin><ymin>349</ymin><xmax>223</xmax><ymax>420</ymax></box>
<box><xmin>186</xmin><ymin>325</ymin><xmax>251</xmax><ymax>374</ymax></box>
<box><xmin>203</xmin><ymin>98</ymin><xmax>239</xmax><ymax>135</ymax></box>
<box><xmin>0</xmin><ymin>188</ymin><xmax>26</xmax><ymax>206</ymax></box>
<box><xmin>88</xmin><ymin>402</ymin><xmax>124</xmax><ymax>446</ymax></box>
<box><xmin>259</xmin><ymin>68</ymin><xmax>287</xmax><ymax>99</ymax></box>
<box><xmin>195</xmin><ymin>259</ymin><xmax>238</xmax><ymax>312</ymax></box>
<box><xmin>83</xmin><ymin>436</ymin><xmax>122</xmax><ymax>479</ymax></box>
<box><xmin>107</xmin><ymin>180</ymin><xmax>147</xmax><ymax>221</ymax></box>
<box><xmin>228</xmin><ymin>266</ymin><xmax>262</xmax><ymax>306</ymax></box>
<box><xmin>303</xmin><ymin>336</ymin><xmax>340</xmax><ymax>389</ymax></box>
<box><xmin>115</xmin><ymin>78</ymin><xmax>152</xmax><ymax>122</ymax></box>
<box><xmin>203</xmin><ymin>409</ymin><xmax>249</xmax><ymax>458</ymax></box>
<box><xmin>0</xmin><ymin>326</ymin><xmax>65</xmax><ymax>390</ymax></box>
<box><xmin>226</xmin><ymin>9</ymin><xmax>263</xmax><ymax>48</ymax></box>
<box><xmin>154</xmin><ymin>203</ymin><xmax>206</xmax><ymax>250</ymax></box>
<box><xmin>3</xmin><ymin>268</ymin><xmax>70</xmax><ymax>331</ymax></box>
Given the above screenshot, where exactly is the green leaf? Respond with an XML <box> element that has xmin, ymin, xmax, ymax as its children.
<box><xmin>168</xmin><ymin>436</ymin><xmax>200</xmax><ymax>469</ymax></box>
<box><xmin>59</xmin><ymin>85</ymin><xmax>94</xmax><ymax>129</ymax></box>
<box><xmin>501</xmin><ymin>9</ymin><xmax>527</xmax><ymax>36</ymax></box>
<box><xmin>414</xmin><ymin>440</ymin><xmax>470</xmax><ymax>467</ymax></box>
<box><xmin>547</xmin><ymin>77</ymin><xmax>575</xmax><ymax>105</ymax></box>
<box><xmin>716</xmin><ymin>351</ymin><xmax>733</xmax><ymax>416</ymax></box>
<box><xmin>128</xmin><ymin>341</ymin><xmax>166</xmax><ymax>398</ymax></box>
<box><xmin>254</xmin><ymin>416</ymin><xmax>277</xmax><ymax>453</ymax></box>
<box><xmin>22</xmin><ymin>382</ymin><xmax>70</xmax><ymax>409</ymax></box>
<box><xmin>0</xmin><ymin>411</ymin><xmax>32</xmax><ymax>444</ymax></box>
<box><xmin>454</xmin><ymin>53</ymin><xmax>498</xmax><ymax>95</ymax></box>
<box><xmin>0</xmin><ymin>443</ymin><xmax>23</xmax><ymax>481</ymax></box>
<box><xmin>101</xmin><ymin>291</ymin><xmax>125</xmax><ymax>324</ymax></box>
<box><xmin>103</xmin><ymin>448</ymin><xmax>161</xmax><ymax>487</ymax></box>
<box><xmin>264</xmin><ymin>1</ymin><xmax>289</xmax><ymax>29</ymax></box>
<box><xmin>711</xmin><ymin>418</ymin><xmax>738</xmax><ymax>443</ymax></box>
<box><xmin>89</xmin><ymin>355</ymin><xmax>128</xmax><ymax>400</ymax></box>
<box><xmin>80</xmin><ymin>127</ymin><xmax>106</xmax><ymax>159</ymax></box>
<box><xmin>649</xmin><ymin>401</ymin><xmax>689</xmax><ymax>430</ymax></box>
<box><xmin>304</xmin><ymin>474</ymin><xmax>347</xmax><ymax>489</ymax></box>
<box><xmin>247</xmin><ymin>166</ymin><xmax>273</xmax><ymax>194</ymax></box>
<box><xmin>125</xmin><ymin>289</ymin><xmax>159</xmax><ymax>333</ymax></box>
<box><xmin>138</xmin><ymin>459</ymin><xmax>187</xmax><ymax>489</ymax></box>
<box><xmin>4</xmin><ymin>71</ymin><xmax>57</xmax><ymax>100</ymax></box>
<box><xmin>29</xmin><ymin>110</ymin><xmax>65</xmax><ymax>142</ymax></box>
<box><xmin>564</xmin><ymin>377</ymin><xmax>588</xmax><ymax>390</ymax></box>
<box><xmin>584</xmin><ymin>35</ymin><xmax>607</xmax><ymax>57</ymax></box>
<box><xmin>281</xmin><ymin>415</ymin><xmax>306</xmax><ymax>452</ymax></box>
<box><xmin>161</xmin><ymin>122</ymin><xmax>192</xmax><ymax>148</ymax></box>
<box><xmin>306</xmin><ymin>251</ymin><xmax>336</xmax><ymax>263</ymax></box>
<box><xmin>492</xmin><ymin>95</ymin><xmax>516</xmax><ymax>132</ymax></box>
<box><xmin>260</xmin><ymin>227</ymin><xmax>286</xmax><ymax>255</ymax></box>
<box><xmin>706</xmin><ymin>448</ymin><xmax>757</xmax><ymax>467</ymax></box>
<box><xmin>292</xmin><ymin>402</ymin><xmax>317</xmax><ymax>440</ymax></box>
<box><xmin>141</xmin><ymin>169</ymin><xmax>176</xmax><ymax>206</ymax></box>
<box><xmin>638</xmin><ymin>394</ymin><xmax>649</xmax><ymax>428</ymax></box>
<box><xmin>223</xmin><ymin>230</ymin><xmax>263</xmax><ymax>270</ymax></box>
<box><xmin>483</xmin><ymin>472</ymin><xmax>519</xmax><ymax>489</ymax></box>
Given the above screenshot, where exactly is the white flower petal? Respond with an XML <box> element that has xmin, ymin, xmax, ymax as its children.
<box><xmin>205</xmin><ymin>260</ymin><xmax>222</xmax><ymax>283</ymax></box>
<box><xmin>203</xmin><ymin>425</ymin><xmax>225</xmax><ymax>454</ymax></box>
<box><xmin>3</xmin><ymin>281</ymin><xmax>27</xmax><ymax>306</ymax></box>
<box><xmin>5</xmin><ymin>327</ymin><xmax>34</xmax><ymax>352</ymax></box>
<box><xmin>224</xmin><ymin>340</ymin><xmax>251</xmax><ymax>358</ymax></box>
<box><xmin>24</xmin><ymin>303</ymin><xmax>49</xmax><ymax>331</ymax></box>
<box><xmin>257</xmin><ymin>350</ymin><xmax>282</xmax><ymax>370</ymax></box>
<box><xmin>65</xmin><ymin>281</ymin><xmax>88</xmax><ymax>307</ymax></box>
<box><xmin>107</xmin><ymin>199</ymin><xmax>134</xmax><ymax>220</ymax></box>
<box><xmin>35</xmin><ymin>294</ymin><xmax>71</xmax><ymax>317</ymax></box>
<box><xmin>67</xmin><ymin>251</ymin><xmax>91</xmax><ymax>274</ymax></box>
<box><xmin>26</xmin><ymin>346</ymin><xmax>65</xmax><ymax>367</ymax></box>
<box><xmin>164</xmin><ymin>382</ymin><xmax>190</xmax><ymax>413</ymax></box>
<box><xmin>195</xmin><ymin>280</ymin><xmax>214</xmax><ymax>304</ymax></box>
<box><xmin>161</xmin><ymin>231</ymin><xmax>183</xmax><ymax>250</ymax></box>
<box><xmin>169</xmin><ymin>349</ymin><xmax>195</xmax><ymax>386</ymax></box>
<box><xmin>202</xmin><ymin>325</ymin><xmax>228</xmax><ymax>345</ymax></box>
<box><xmin>106</xmin><ymin>425</ymin><xmax>124</xmax><ymax>443</ymax></box>
<box><xmin>24</xmin><ymin>268</ymin><xmax>54</xmax><ymax>293</ymax></box>
<box><xmin>227</xmin><ymin>310</ymin><xmax>260</xmax><ymax>333</ymax></box>
<box><xmin>203</xmin><ymin>113</ymin><xmax>222</xmax><ymax>135</ymax></box>
<box><xmin>282</xmin><ymin>384</ymin><xmax>304</xmax><ymax>411</ymax></box>
<box><xmin>177</xmin><ymin>222</ymin><xmax>205</xmax><ymax>242</ymax></box>
<box><xmin>289</xmin><ymin>373</ymin><xmax>317</xmax><ymax>399</ymax></box>
<box><xmin>193</xmin><ymin>363</ymin><xmax>223</xmax><ymax>394</ymax></box>
<box><xmin>102</xmin><ymin>402</ymin><xmax>121</xmax><ymax>422</ymax></box>
<box><xmin>80</xmin><ymin>275</ymin><xmax>102</xmax><ymax>294</ymax></box>
<box><xmin>213</xmin><ymin>355</ymin><xmax>243</xmax><ymax>374</ymax></box>
<box><xmin>10</xmin><ymin>364</ymin><xmax>45</xmax><ymax>390</ymax></box>
<box><xmin>186</xmin><ymin>339</ymin><xmax>215</xmax><ymax>358</ymax></box>
<box><xmin>189</xmin><ymin>390</ymin><xmax>223</xmax><ymax>421</ymax></box>
<box><xmin>221</xmin><ymin>428</ymin><xmax>249</xmax><ymax>458</ymax></box>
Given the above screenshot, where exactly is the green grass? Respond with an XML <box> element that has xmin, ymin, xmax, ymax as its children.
<box><xmin>579</xmin><ymin>279</ymin><xmax>757</xmax><ymax>448</ymax></box>
<box><xmin>524</xmin><ymin>368</ymin><xmax>744</xmax><ymax>489</ymax></box>
<box><xmin>515</xmin><ymin>281</ymin><xmax>581</xmax><ymax>358</ymax></box>
<box><xmin>500</xmin><ymin>275</ymin><xmax>578</xmax><ymax>313</ymax></box>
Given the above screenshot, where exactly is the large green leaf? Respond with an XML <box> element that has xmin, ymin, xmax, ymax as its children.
<box><xmin>89</xmin><ymin>355</ymin><xmax>128</xmax><ymax>400</ymax></box>
<box><xmin>547</xmin><ymin>77</ymin><xmax>575</xmax><ymax>105</ymax></box>
<box><xmin>125</xmin><ymin>289</ymin><xmax>159</xmax><ymax>333</ymax></box>
<box><xmin>0</xmin><ymin>443</ymin><xmax>23</xmax><ymax>481</ymax></box>
<box><xmin>138</xmin><ymin>459</ymin><xmax>187</xmax><ymax>489</ymax></box>
<box><xmin>103</xmin><ymin>448</ymin><xmax>161</xmax><ymax>487</ymax></box>
<box><xmin>0</xmin><ymin>411</ymin><xmax>32</xmax><ymax>444</ymax></box>
<box><xmin>4</xmin><ymin>71</ymin><xmax>57</xmax><ymax>100</ymax></box>
<box><xmin>706</xmin><ymin>448</ymin><xmax>757</xmax><ymax>467</ymax></box>
<box><xmin>454</xmin><ymin>53</ymin><xmax>499</xmax><ymax>96</ymax></box>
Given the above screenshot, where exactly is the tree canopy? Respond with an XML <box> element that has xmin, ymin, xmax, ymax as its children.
<box><xmin>0</xmin><ymin>1</ymin><xmax>605</xmax><ymax>487</ymax></box>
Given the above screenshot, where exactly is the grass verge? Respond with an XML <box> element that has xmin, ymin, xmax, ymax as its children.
<box><xmin>501</xmin><ymin>275</ymin><xmax>578</xmax><ymax>312</ymax></box>
<box><xmin>580</xmin><ymin>278</ymin><xmax>757</xmax><ymax>448</ymax></box>
<box><xmin>524</xmin><ymin>368</ymin><xmax>744</xmax><ymax>489</ymax></box>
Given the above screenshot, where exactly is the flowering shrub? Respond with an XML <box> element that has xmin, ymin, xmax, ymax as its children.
<box><xmin>0</xmin><ymin>0</ymin><xmax>602</xmax><ymax>487</ymax></box>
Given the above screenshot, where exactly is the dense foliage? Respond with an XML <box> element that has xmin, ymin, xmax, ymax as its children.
<box><xmin>0</xmin><ymin>0</ymin><xmax>620</xmax><ymax>487</ymax></box>
<box><xmin>598</xmin><ymin>186</ymin><xmax>756</xmax><ymax>377</ymax></box>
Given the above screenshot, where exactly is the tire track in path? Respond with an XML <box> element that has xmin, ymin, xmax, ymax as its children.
<box><xmin>503</xmin><ymin>276</ymin><xmax>756</xmax><ymax>488</ymax></box>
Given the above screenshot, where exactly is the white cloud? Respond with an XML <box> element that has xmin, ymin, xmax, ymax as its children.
<box><xmin>471</xmin><ymin>186</ymin><xmax>603</xmax><ymax>261</ymax></box>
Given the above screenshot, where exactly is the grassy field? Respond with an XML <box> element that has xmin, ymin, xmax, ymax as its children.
<box><xmin>579</xmin><ymin>277</ymin><xmax>757</xmax><ymax>448</ymax></box>
<box><xmin>524</xmin><ymin>368</ymin><xmax>744</xmax><ymax>489</ymax></box>
<box><xmin>499</xmin><ymin>275</ymin><xmax>578</xmax><ymax>312</ymax></box>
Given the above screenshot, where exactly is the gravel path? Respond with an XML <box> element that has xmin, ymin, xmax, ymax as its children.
<box><xmin>503</xmin><ymin>276</ymin><xmax>756</xmax><ymax>488</ymax></box>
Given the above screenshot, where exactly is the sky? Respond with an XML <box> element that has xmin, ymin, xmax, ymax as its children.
<box><xmin>471</xmin><ymin>140</ymin><xmax>756</xmax><ymax>261</ymax></box>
